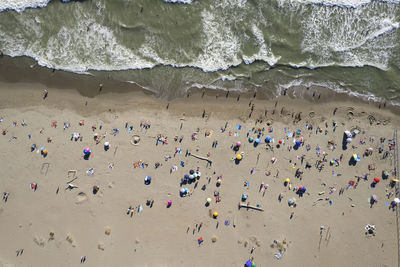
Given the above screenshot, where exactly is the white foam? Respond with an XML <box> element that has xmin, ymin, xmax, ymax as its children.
<box><xmin>214</xmin><ymin>0</ymin><xmax>248</xmax><ymax>8</ymax></box>
<box><xmin>275</xmin><ymin>79</ymin><xmax>400</xmax><ymax>105</ymax></box>
<box><xmin>279</xmin><ymin>0</ymin><xmax>400</xmax><ymax>8</ymax></box>
<box><xmin>163</xmin><ymin>0</ymin><xmax>194</xmax><ymax>3</ymax></box>
<box><xmin>300</xmin><ymin>2</ymin><xmax>399</xmax><ymax>71</ymax></box>
<box><xmin>0</xmin><ymin>0</ymin><xmax>50</xmax><ymax>12</ymax></box>
<box><xmin>1</xmin><ymin>6</ymin><xmax>156</xmax><ymax>72</ymax></box>
<box><xmin>242</xmin><ymin>24</ymin><xmax>280</xmax><ymax>66</ymax></box>
<box><xmin>195</xmin><ymin>9</ymin><xmax>242</xmax><ymax>72</ymax></box>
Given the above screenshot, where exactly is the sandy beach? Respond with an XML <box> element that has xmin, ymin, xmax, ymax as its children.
<box><xmin>0</xmin><ymin>79</ymin><xmax>399</xmax><ymax>267</ymax></box>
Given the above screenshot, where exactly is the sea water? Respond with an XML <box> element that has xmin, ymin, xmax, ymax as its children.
<box><xmin>0</xmin><ymin>0</ymin><xmax>399</xmax><ymax>103</ymax></box>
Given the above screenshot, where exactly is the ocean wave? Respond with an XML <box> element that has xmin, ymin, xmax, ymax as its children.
<box><xmin>279</xmin><ymin>0</ymin><xmax>400</xmax><ymax>8</ymax></box>
<box><xmin>0</xmin><ymin>0</ymin><xmax>50</xmax><ymax>12</ymax></box>
<box><xmin>242</xmin><ymin>24</ymin><xmax>281</xmax><ymax>66</ymax></box>
<box><xmin>300</xmin><ymin>2</ymin><xmax>399</xmax><ymax>71</ymax></box>
<box><xmin>276</xmin><ymin>79</ymin><xmax>400</xmax><ymax>106</ymax></box>
<box><xmin>163</xmin><ymin>0</ymin><xmax>194</xmax><ymax>3</ymax></box>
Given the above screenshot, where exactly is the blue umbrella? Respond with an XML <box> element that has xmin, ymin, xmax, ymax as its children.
<box><xmin>255</xmin><ymin>139</ymin><xmax>260</xmax><ymax>143</ymax></box>
<box><xmin>265</xmin><ymin>136</ymin><xmax>272</xmax><ymax>143</ymax></box>
<box><xmin>245</xmin><ymin>260</ymin><xmax>252</xmax><ymax>267</ymax></box>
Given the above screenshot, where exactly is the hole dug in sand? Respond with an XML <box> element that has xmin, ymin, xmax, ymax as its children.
<box><xmin>98</xmin><ymin>242</ymin><xmax>105</xmax><ymax>251</ymax></box>
<box><xmin>105</xmin><ymin>226</ymin><xmax>111</xmax><ymax>235</ymax></box>
<box><xmin>75</xmin><ymin>192</ymin><xmax>88</xmax><ymax>204</ymax></box>
<box><xmin>66</xmin><ymin>234</ymin><xmax>76</xmax><ymax>247</ymax></box>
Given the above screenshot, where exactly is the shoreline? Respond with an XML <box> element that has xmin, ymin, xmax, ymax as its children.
<box><xmin>1</xmin><ymin>55</ymin><xmax>399</xmax><ymax>116</ymax></box>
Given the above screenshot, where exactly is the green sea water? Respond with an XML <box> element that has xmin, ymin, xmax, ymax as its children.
<box><xmin>0</xmin><ymin>0</ymin><xmax>399</xmax><ymax>102</ymax></box>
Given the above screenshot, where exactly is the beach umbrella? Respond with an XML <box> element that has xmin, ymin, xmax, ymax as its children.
<box><xmin>373</xmin><ymin>177</ymin><xmax>380</xmax><ymax>183</ymax></box>
<box><xmin>180</xmin><ymin>188</ymin><xmax>185</xmax><ymax>194</ymax></box>
<box><xmin>236</xmin><ymin>141</ymin><xmax>241</xmax><ymax>147</ymax></box>
<box><xmin>197</xmin><ymin>171</ymin><xmax>201</xmax><ymax>177</ymax></box>
<box><xmin>189</xmin><ymin>170</ymin><xmax>194</xmax><ymax>175</ymax></box>
<box><xmin>372</xmin><ymin>195</ymin><xmax>377</xmax><ymax>201</ymax></box>
<box><xmin>83</xmin><ymin>147</ymin><xmax>91</xmax><ymax>155</ymax></box>
<box><xmin>40</xmin><ymin>146</ymin><xmax>45</xmax><ymax>152</ymax></box>
<box><xmin>213</xmin><ymin>211</ymin><xmax>218</xmax><ymax>218</ymax></box>
<box><xmin>285</xmin><ymin>178</ymin><xmax>291</xmax><ymax>184</ymax></box>
<box><xmin>255</xmin><ymin>138</ymin><xmax>260</xmax><ymax>143</ymax></box>
<box><xmin>394</xmin><ymin>198</ymin><xmax>400</xmax><ymax>204</ymax></box>
<box><xmin>189</xmin><ymin>175</ymin><xmax>194</xmax><ymax>179</ymax></box>
<box><xmin>392</xmin><ymin>178</ymin><xmax>399</xmax><ymax>183</ymax></box>
<box><xmin>249</xmin><ymin>137</ymin><xmax>254</xmax><ymax>143</ymax></box>
<box><xmin>42</xmin><ymin>149</ymin><xmax>48</xmax><ymax>155</ymax></box>
<box><xmin>252</xmin><ymin>262</ymin><xmax>256</xmax><ymax>267</ymax></box>
<box><xmin>288</xmin><ymin>198</ymin><xmax>296</xmax><ymax>205</ymax></box>
<box><xmin>265</xmin><ymin>136</ymin><xmax>272</xmax><ymax>143</ymax></box>
<box><xmin>353</xmin><ymin>154</ymin><xmax>357</xmax><ymax>160</ymax></box>
<box><xmin>193</xmin><ymin>173</ymin><xmax>198</xmax><ymax>178</ymax></box>
<box><xmin>236</xmin><ymin>154</ymin><xmax>243</xmax><ymax>160</ymax></box>
<box><xmin>242</xmin><ymin>194</ymin><xmax>248</xmax><ymax>200</ymax></box>
<box><xmin>346</xmin><ymin>138</ymin><xmax>352</xmax><ymax>143</ymax></box>
<box><xmin>295</xmin><ymin>141</ymin><xmax>301</xmax><ymax>147</ymax></box>
<box><xmin>296</xmin><ymin>129</ymin><xmax>301</xmax><ymax>135</ymax></box>
<box><xmin>206</xmin><ymin>198</ymin><xmax>212</xmax><ymax>204</ymax></box>
<box><xmin>279</xmin><ymin>140</ymin><xmax>283</xmax><ymax>144</ymax></box>
<box><xmin>104</xmin><ymin>141</ymin><xmax>110</xmax><ymax>147</ymax></box>
<box><xmin>167</xmin><ymin>200</ymin><xmax>172</xmax><ymax>207</ymax></box>
<box><xmin>184</xmin><ymin>174</ymin><xmax>190</xmax><ymax>179</ymax></box>
<box><xmin>344</xmin><ymin>130</ymin><xmax>352</xmax><ymax>138</ymax></box>
<box><xmin>245</xmin><ymin>260</ymin><xmax>252</xmax><ymax>267</ymax></box>
<box><xmin>298</xmin><ymin>186</ymin><xmax>303</xmax><ymax>191</ymax></box>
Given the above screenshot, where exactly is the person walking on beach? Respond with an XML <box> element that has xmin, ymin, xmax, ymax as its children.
<box><xmin>3</xmin><ymin>192</ymin><xmax>9</xmax><ymax>202</ymax></box>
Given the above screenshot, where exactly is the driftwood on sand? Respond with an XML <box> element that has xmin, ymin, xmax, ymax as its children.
<box><xmin>238</xmin><ymin>203</ymin><xmax>264</xmax><ymax>211</ymax></box>
<box><xmin>187</xmin><ymin>152</ymin><xmax>212</xmax><ymax>164</ymax></box>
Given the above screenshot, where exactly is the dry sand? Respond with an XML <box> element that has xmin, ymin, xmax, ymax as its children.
<box><xmin>0</xmin><ymin>81</ymin><xmax>399</xmax><ymax>267</ymax></box>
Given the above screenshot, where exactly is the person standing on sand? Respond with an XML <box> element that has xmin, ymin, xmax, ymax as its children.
<box><xmin>43</xmin><ymin>89</ymin><xmax>48</xmax><ymax>99</ymax></box>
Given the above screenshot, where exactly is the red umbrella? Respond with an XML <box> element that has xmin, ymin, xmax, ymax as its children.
<box><xmin>374</xmin><ymin>177</ymin><xmax>380</xmax><ymax>183</ymax></box>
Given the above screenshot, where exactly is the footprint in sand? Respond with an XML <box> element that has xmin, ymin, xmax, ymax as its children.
<box><xmin>33</xmin><ymin>236</ymin><xmax>46</xmax><ymax>247</ymax></box>
<box><xmin>75</xmin><ymin>192</ymin><xmax>88</xmax><ymax>204</ymax></box>
<box><xmin>0</xmin><ymin>259</ymin><xmax>15</xmax><ymax>267</ymax></box>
